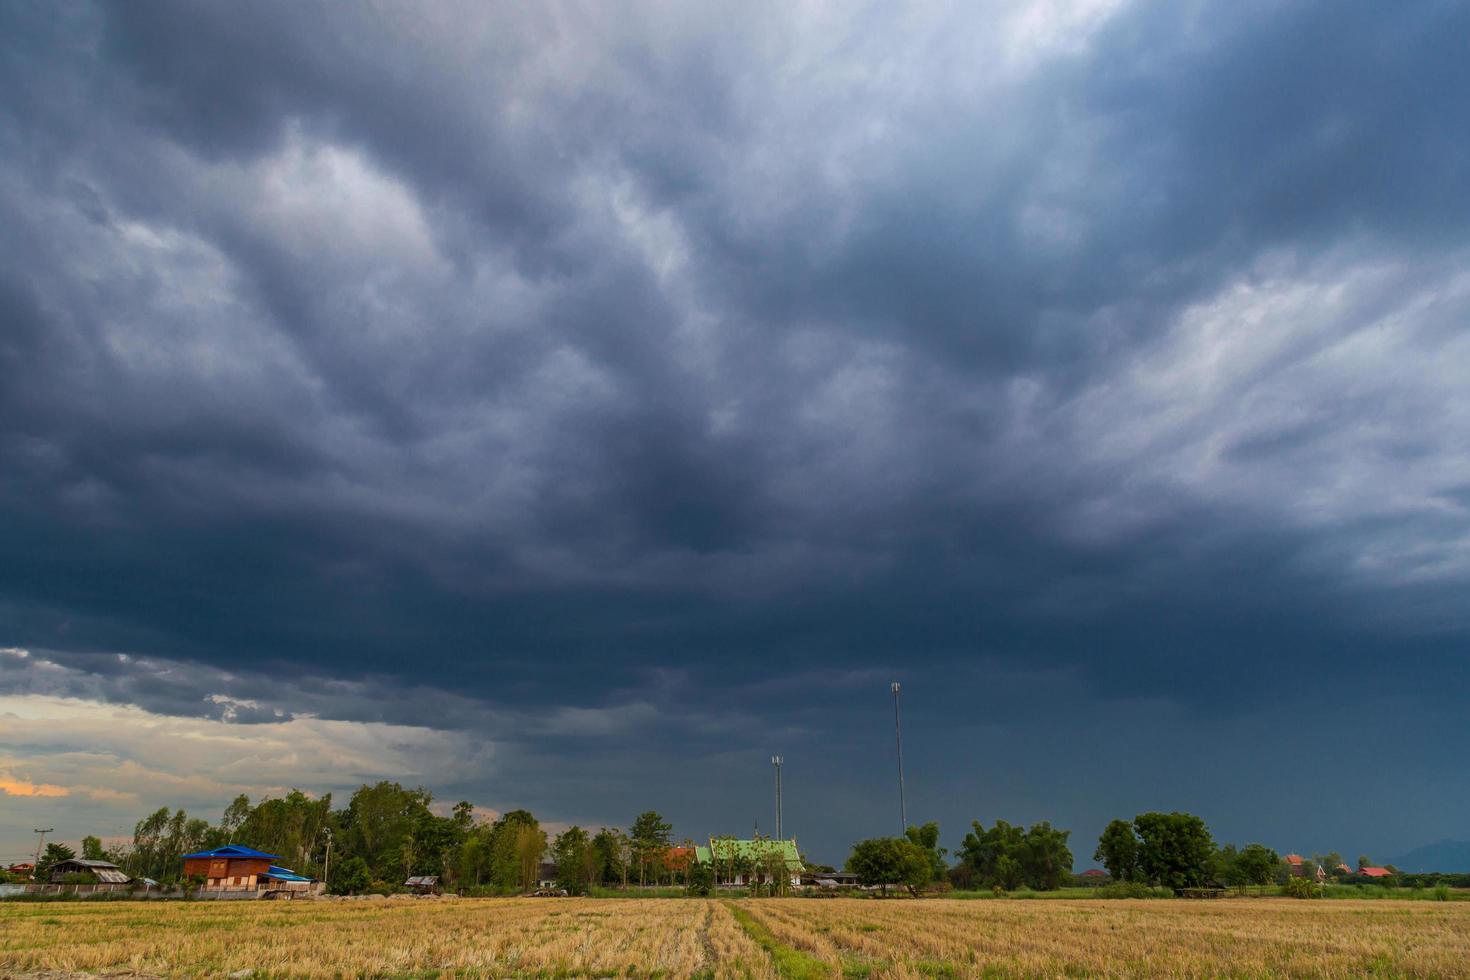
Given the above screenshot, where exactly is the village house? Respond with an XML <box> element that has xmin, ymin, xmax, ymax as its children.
<box><xmin>181</xmin><ymin>845</ymin><xmax>317</xmax><ymax>895</ymax></box>
<box><xmin>1358</xmin><ymin>866</ymin><xmax>1394</xmax><ymax>879</ymax></box>
<box><xmin>1283</xmin><ymin>854</ymin><xmax>1327</xmax><ymax>882</ymax></box>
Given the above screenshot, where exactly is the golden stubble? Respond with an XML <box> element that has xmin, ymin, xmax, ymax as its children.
<box><xmin>2</xmin><ymin>896</ymin><xmax>1468</xmax><ymax>978</ymax></box>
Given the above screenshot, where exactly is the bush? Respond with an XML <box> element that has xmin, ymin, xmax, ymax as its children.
<box><xmin>1434</xmin><ymin>884</ymin><xmax>1451</xmax><ymax>902</ymax></box>
<box><xmin>1096</xmin><ymin>881</ymin><xmax>1169</xmax><ymax>899</ymax></box>
<box><xmin>685</xmin><ymin>862</ymin><xmax>714</xmax><ymax>897</ymax></box>
<box><xmin>1281</xmin><ymin>876</ymin><xmax>1321</xmax><ymax>899</ymax></box>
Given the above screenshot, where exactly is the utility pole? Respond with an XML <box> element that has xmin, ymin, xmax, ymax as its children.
<box><xmin>891</xmin><ymin>681</ymin><xmax>906</xmax><ymax>835</ymax></box>
<box><xmin>322</xmin><ymin>827</ymin><xmax>333</xmax><ymax>891</ymax></box>
<box><xmin>32</xmin><ymin>828</ymin><xmax>53</xmax><ymax>880</ymax></box>
<box><xmin>771</xmin><ymin>755</ymin><xmax>784</xmax><ymax>841</ymax></box>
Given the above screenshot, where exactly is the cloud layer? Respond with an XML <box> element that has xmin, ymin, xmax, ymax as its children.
<box><xmin>2</xmin><ymin>0</ymin><xmax>1467</xmax><ymax>862</ymax></box>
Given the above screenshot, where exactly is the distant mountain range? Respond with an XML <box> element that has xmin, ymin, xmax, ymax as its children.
<box><xmin>1386</xmin><ymin>840</ymin><xmax>1470</xmax><ymax>873</ymax></box>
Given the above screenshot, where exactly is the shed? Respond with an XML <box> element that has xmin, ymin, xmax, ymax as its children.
<box><xmin>48</xmin><ymin>858</ymin><xmax>129</xmax><ymax>884</ymax></box>
<box><xmin>405</xmin><ymin>874</ymin><xmax>440</xmax><ymax>894</ymax></box>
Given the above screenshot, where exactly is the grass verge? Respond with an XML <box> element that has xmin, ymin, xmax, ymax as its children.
<box><xmin>725</xmin><ymin>903</ymin><xmax>833</xmax><ymax>980</ymax></box>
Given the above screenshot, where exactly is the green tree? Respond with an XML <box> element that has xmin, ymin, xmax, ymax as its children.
<box><xmin>592</xmin><ymin>828</ymin><xmax>630</xmax><ymax>887</ymax></box>
<box><xmin>1021</xmin><ymin>821</ymin><xmax>1073</xmax><ymax>891</ymax></box>
<box><xmin>686</xmin><ymin>858</ymin><xmax>715</xmax><ymax>896</ymax></box>
<box><xmin>238</xmin><ymin>789</ymin><xmax>334</xmax><ymax>874</ymax></box>
<box><xmin>1236</xmin><ymin>843</ymin><xmax>1281</xmax><ymax>892</ymax></box>
<box><xmin>847</xmin><ymin>837</ymin><xmax>931</xmax><ymax>896</ymax></box>
<box><xmin>126</xmin><ymin>806</ymin><xmax>207</xmax><ymax>882</ymax></box>
<box><xmin>221</xmin><ymin>794</ymin><xmax>252</xmax><ymax>839</ymax></box>
<box><xmin>486</xmin><ymin>810</ymin><xmax>540</xmax><ymax>890</ymax></box>
<box><xmin>553</xmin><ymin>826</ymin><xmax>594</xmax><ymax>895</ymax></box>
<box><xmin>958</xmin><ymin>820</ymin><xmax>1025</xmax><ymax>889</ymax></box>
<box><xmin>332</xmin><ymin>855</ymin><xmax>372</xmax><ymax>895</ymax></box>
<box><xmin>340</xmin><ymin>782</ymin><xmax>431</xmax><ymax>881</ymax></box>
<box><xmin>904</xmin><ymin>822</ymin><xmax>948</xmax><ymax>882</ymax></box>
<box><xmin>455</xmin><ymin>829</ymin><xmax>493</xmax><ymax>888</ymax></box>
<box><xmin>629</xmin><ymin>811</ymin><xmax>673</xmax><ymax>886</ymax></box>
<box><xmin>1133</xmin><ymin>812</ymin><xmax>1215</xmax><ymax>890</ymax></box>
<box><xmin>515</xmin><ymin>823</ymin><xmax>547</xmax><ymax>892</ymax></box>
<box><xmin>36</xmin><ymin>842</ymin><xmax>75</xmax><ymax>880</ymax></box>
<box><xmin>81</xmin><ymin>835</ymin><xmax>107</xmax><ymax>861</ymax></box>
<box><xmin>1094</xmin><ymin>819</ymin><xmax>1141</xmax><ymax>882</ymax></box>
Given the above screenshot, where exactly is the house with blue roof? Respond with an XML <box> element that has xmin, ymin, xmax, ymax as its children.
<box><xmin>182</xmin><ymin>845</ymin><xmax>317</xmax><ymax>895</ymax></box>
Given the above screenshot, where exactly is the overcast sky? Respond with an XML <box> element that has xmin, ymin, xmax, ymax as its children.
<box><xmin>2</xmin><ymin>0</ymin><xmax>1468</xmax><ymax>868</ymax></box>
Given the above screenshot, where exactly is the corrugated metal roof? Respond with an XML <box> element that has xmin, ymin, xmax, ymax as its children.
<box><xmin>405</xmin><ymin>875</ymin><xmax>439</xmax><ymax>886</ymax></box>
<box><xmin>181</xmin><ymin>844</ymin><xmax>281</xmax><ymax>860</ymax></box>
<box><xmin>49</xmin><ymin>859</ymin><xmax>130</xmax><ymax>884</ymax></box>
<box><xmin>702</xmin><ymin>838</ymin><xmax>803</xmax><ymax>869</ymax></box>
<box><xmin>261</xmin><ymin>865</ymin><xmax>312</xmax><ymax>882</ymax></box>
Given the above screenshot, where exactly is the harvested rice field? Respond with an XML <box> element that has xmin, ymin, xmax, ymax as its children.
<box><xmin>3</xmin><ymin>896</ymin><xmax>1469</xmax><ymax>978</ymax></box>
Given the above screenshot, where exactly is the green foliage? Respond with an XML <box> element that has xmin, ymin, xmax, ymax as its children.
<box><xmin>552</xmin><ymin>826</ymin><xmax>594</xmax><ymax>895</ymax></box>
<box><xmin>1132</xmin><ymin>812</ymin><xmax>1215</xmax><ymax>890</ymax></box>
<box><xmin>904</xmin><ymin>822</ymin><xmax>948</xmax><ymax>883</ymax></box>
<box><xmin>1096</xmin><ymin>881</ymin><xmax>1170</xmax><ymax>899</ymax></box>
<box><xmin>1235</xmin><ymin>843</ymin><xmax>1281</xmax><ymax>889</ymax></box>
<box><xmin>331</xmin><ymin>856</ymin><xmax>371</xmax><ymax>895</ymax></box>
<box><xmin>959</xmin><ymin>819</ymin><xmax>1073</xmax><ymax>892</ymax></box>
<box><xmin>686</xmin><ymin>859</ymin><xmax>715</xmax><ymax>896</ymax></box>
<box><xmin>236</xmin><ymin>789</ymin><xmax>334</xmax><ymax>874</ymax></box>
<box><xmin>847</xmin><ymin>837</ymin><xmax>931</xmax><ymax>895</ymax></box>
<box><xmin>340</xmin><ymin>782</ymin><xmax>437</xmax><ymax>881</ymax></box>
<box><xmin>1282</xmin><ymin>874</ymin><xmax>1322</xmax><ymax>899</ymax></box>
<box><xmin>591</xmin><ymin>827</ymin><xmax>630</xmax><ymax>887</ymax></box>
<box><xmin>726</xmin><ymin>902</ymin><xmax>831</xmax><ymax>980</ymax></box>
<box><xmin>37</xmin><ymin>842</ymin><xmax>76</xmax><ymax>881</ymax></box>
<box><xmin>629</xmin><ymin>811</ymin><xmax>673</xmax><ymax>886</ymax></box>
<box><xmin>127</xmin><ymin>807</ymin><xmax>210</xmax><ymax>883</ymax></box>
<box><xmin>1094</xmin><ymin>819</ymin><xmax>1140</xmax><ymax>882</ymax></box>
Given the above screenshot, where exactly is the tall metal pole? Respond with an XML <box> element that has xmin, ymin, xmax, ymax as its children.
<box><xmin>891</xmin><ymin>682</ymin><xmax>906</xmax><ymax>835</ymax></box>
<box><xmin>771</xmin><ymin>755</ymin><xmax>783</xmax><ymax>840</ymax></box>
<box><xmin>323</xmin><ymin>828</ymin><xmax>333</xmax><ymax>892</ymax></box>
<box><xmin>32</xmin><ymin>828</ymin><xmax>53</xmax><ymax>879</ymax></box>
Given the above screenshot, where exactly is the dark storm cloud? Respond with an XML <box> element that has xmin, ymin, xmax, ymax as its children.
<box><xmin>2</xmin><ymin>0</ymin><xmax>1468</xmax><ymax>858</ymax></box>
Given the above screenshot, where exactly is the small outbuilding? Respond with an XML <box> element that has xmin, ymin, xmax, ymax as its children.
<box><xmin>405</xmin><ymin>875</ymin><xmax>440</xmax><ymax>894</ymax></box>
<box><xmin>48</xmin><ymin>858</ymin><xmax>129</xmax><ymax>884</ymax></box>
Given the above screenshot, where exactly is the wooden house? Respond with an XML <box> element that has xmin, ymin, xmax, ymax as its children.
<box><xmin>181</xmin><ymin>845</ymin><xmax>317</xmax><ymax>895</ymax></box>
<box><xmin>182</xmin><ymin>844</ymin><xmax>280</xmax><ymax>888</ymax></box>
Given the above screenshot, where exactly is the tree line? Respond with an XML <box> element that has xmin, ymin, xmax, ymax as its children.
<box><xmin>15</xmin><ymin>789</ymin><xmax>1429</xmax><ymax>897</ymax></box>
<box><xmin>18</xmin><ymin>783</ymin><xmax>702</xmax><ymax>895</ymax></box>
